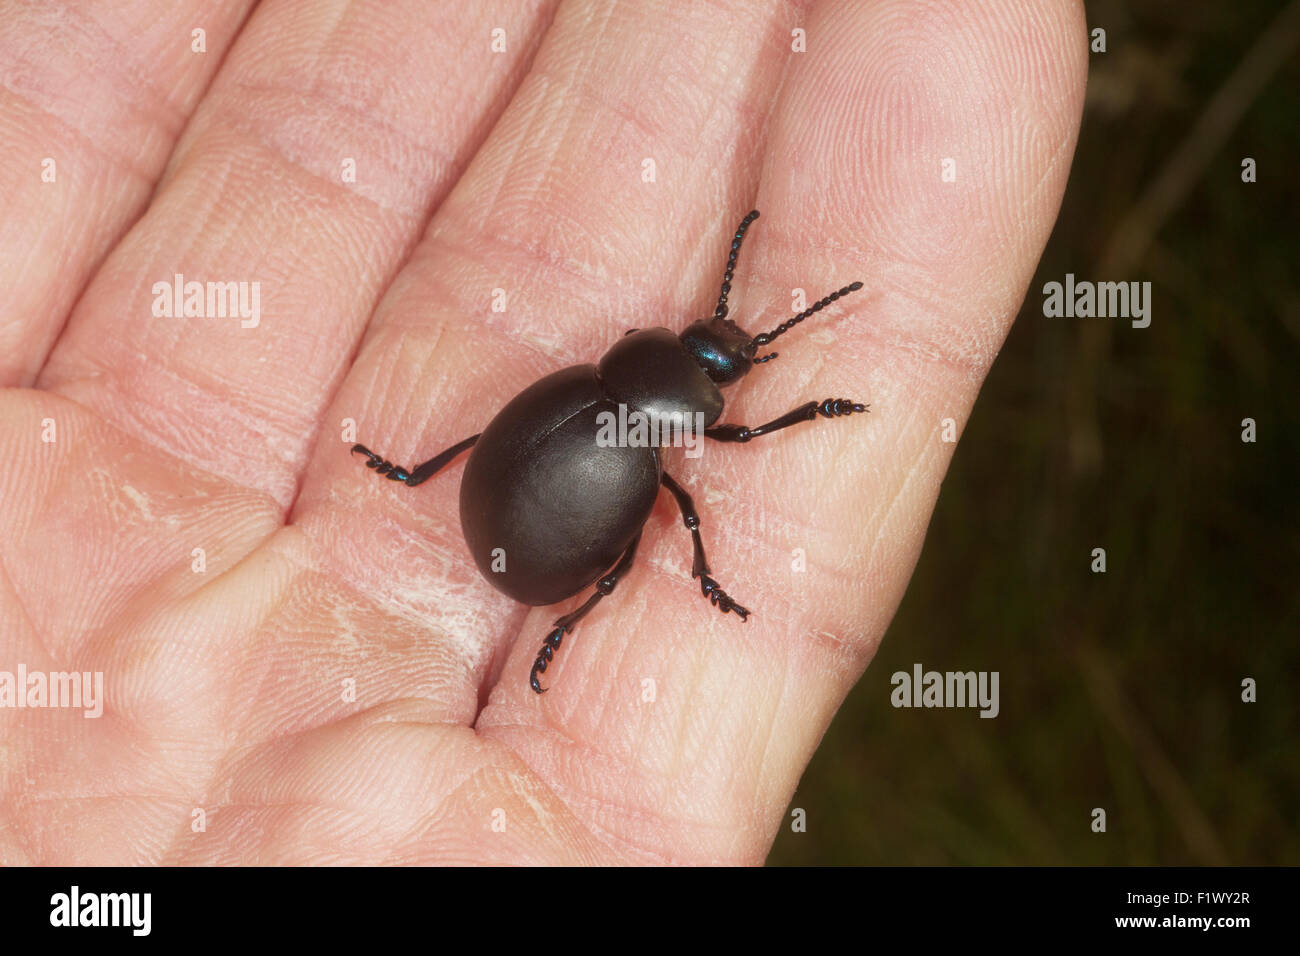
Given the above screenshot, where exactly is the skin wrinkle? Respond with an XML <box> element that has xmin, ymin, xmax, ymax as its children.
<box><xmin>473</xmin><ymin>739</ymin><xmax>666</xmax><ymax>860</ymax></box>
<box><xmin>746</xmin><ymin>654</ymin><xmax>785</xmax><ymax>843</ymax></box>
<box><xmin>481</xmin><ymin>725</ymin><xmax>725</xmax><ymax>864</ymax></box>
<box><xmin>0</xmin><ymin>2</ymin><xmax>253</xmax><ymax>384</ymax></box>
<box><xmin>405</xmin><ymin>235</ymin><xmax>644</xmax><ymax>374</ymax></box>
<box><xmin>587</xmin><ymin>590</ymin><xmax>633</xmax><ymax>750</ymax></box>
<box><xmin>168</xmin><ymin>714</ymin><xmax>441</xmax><ymax>862</ymax></box>
<box><xmin>0</xmin><ymin>10</ymin><xmax>189</xmax><ymax>173</ymax></box>
<box><xmin>435</xmin><ymin>33</ymin><xmax>792</xmax><ymax>338</ymax></box>
<box><xmin>54</xmin><ymin>364</ymin><xmax>302</xmax><ymax>510</ymax></box>
<box><xmin>0</xmin><ymin>548</ymin><xmax>46</xmax><ymax>663</ymax></box>
<box><xmin>695</xmin><ymin>641</ymin><xmax>753</xmax><ymax>802</ymax></box>
<box><xmin>0</xmin><ymin>3</ymin><xmax>258</xmax><ymax>385</ymax></box>
<box><xmin>255</xmin><ymin>534</ymin><xmax>493</xmax><ymax>705</ymax></box>
<box><xmin>418</xmin><ymin>228</ymin><xmax>639</xmax><ymax>348</ymax></box>
<box><xmin>353</xmin><ymin>320</ymin><xmax>457</xmax><ymax>452</ymax></box>
<box><xmin>206</xmin><ymin>77</ymin><xmax>456</xmax><ymax>217</ymax></box>
<box><xmin>0</xmin><ymin>84</ymin><xmax>164</xmax><ymax>189</ymax></box>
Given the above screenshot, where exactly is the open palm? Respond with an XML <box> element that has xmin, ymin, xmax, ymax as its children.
<box><xmin>1</xmin><ymin>0</ymin><xmax>1086</xmax><ymax>864</ymax></box>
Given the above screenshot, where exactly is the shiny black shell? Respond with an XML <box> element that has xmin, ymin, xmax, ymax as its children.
<box><xmin>459</xmin><ymin>331</ymin><xmax>723</xmax><ymax>606</ymax></box>
<box><xmin>458</xmin><ymin>365</ymin><xmax>661</xmax><ymax>606</ymax></box>
<box><xmin>597</xmin><ymin>327</ymin><xmax>725</xmax><ymax>425</ymax></box>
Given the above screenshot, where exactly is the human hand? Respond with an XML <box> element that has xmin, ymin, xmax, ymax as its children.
<box><xmin>0</xmin><ymin>0</ymin><xmax>1086</xmax><ymax>864</ymax></box>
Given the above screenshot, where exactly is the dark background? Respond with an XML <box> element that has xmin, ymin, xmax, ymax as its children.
<box><xmin>770</xmin><ymin>0</ymin><xmax>1299</xmax><ymax>865</ymax></box>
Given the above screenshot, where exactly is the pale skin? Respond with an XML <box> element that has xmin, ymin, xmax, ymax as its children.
<box><xmin>0</xmin><ymin>1</ymin><xmax>1087</xmax><ymax>864</ymax></box>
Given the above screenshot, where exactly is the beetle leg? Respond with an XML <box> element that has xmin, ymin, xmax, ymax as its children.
<box><xmin>703</xmin><ymin>398</ymin><xmax>868</xmax><ymax>443</ymax></box>
<box><xmin>660</xmin><ymin>473</ymin><xmax>751</xmax><ymax>621</ymax></box>
<box><xmin>530</xmin><ymin>531</ymin><xmax>642</xmax><ymax>694</ymax></box>
<box><xmin>351</xmin><ymin>435</ymin><xmax>479</xmax><ymax>486</ymax></box>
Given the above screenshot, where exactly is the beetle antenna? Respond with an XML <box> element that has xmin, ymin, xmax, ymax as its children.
<box><xmin>751</xmin><ymin>281</ymin><xmax>864</xmax><ymax>349</ymax></box>
<box><xmin>713</xmin><ymin>210</ymin><xmax>760</xmax><ymax>320</ymax></box>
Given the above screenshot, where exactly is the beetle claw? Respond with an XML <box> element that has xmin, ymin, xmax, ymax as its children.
<box><xmin>699</xmin><ymin>574</ymin><xmax>751</xmax><ymax>620</ymax></box>
<box><xmin>531</xmin><ymin>624</ymin><xmax>571</xmax><ymax>694</ymax></box>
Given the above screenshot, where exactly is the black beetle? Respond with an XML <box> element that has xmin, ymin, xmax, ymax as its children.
<box><xmin>353</xmin><ymin>210</ymin><xmax>867</xmax><ymax>693</ymax></box>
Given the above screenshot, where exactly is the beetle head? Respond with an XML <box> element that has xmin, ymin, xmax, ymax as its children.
<box><xmin>679</xmin><ymin>316</ymin><xmax>757</xmax><ymax>386</ymax></box>
<box><xmin>689</xmin><ymin>209</ymin><xmax>866</xmax><ymax>385</ymax></box>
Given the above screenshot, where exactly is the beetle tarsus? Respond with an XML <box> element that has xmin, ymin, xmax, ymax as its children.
<box><xmin>816</xmin><ymin>398</ymin><xmax>868</xmax><ymax>418</ymax></box>
<box><xmin>531</xmin><ymin>626</ymin><xmax>569</xmax><ymax>693</ymax></box>
<box><xmin>700</xmin><ymin>574</ymin><xmax>751</xmax><ymax>620</ymax></box>
<box><xmin>351</xmin><ymin>444</ymin><xmax>411</xmax><ymax>480</ymax></box>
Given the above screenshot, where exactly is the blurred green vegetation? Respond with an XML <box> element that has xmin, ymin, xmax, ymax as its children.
<box><xmin>770</xmin><ymin>0</ymin><xmax>1299</xmax><ymax>865</ymax></box>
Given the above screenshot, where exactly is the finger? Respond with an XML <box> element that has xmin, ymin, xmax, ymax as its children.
<box><xmin>293</xmin><ymin>0</ymin><xmax>800</xmax><ymax>714</ymax></box>
<box><xmin>38</xmin><ymin>0</ymin><xmax>552</xmax><ymax>506</ymax></box>
<box><xmin>477</xmin><ymin>0</ymin><xmax>1088</xmax><ymax>863</ymax></box>
<box><xmin>0</xmin><ymin>0</ymin><xmax>255</xmax><ymax>385</ymax></box>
